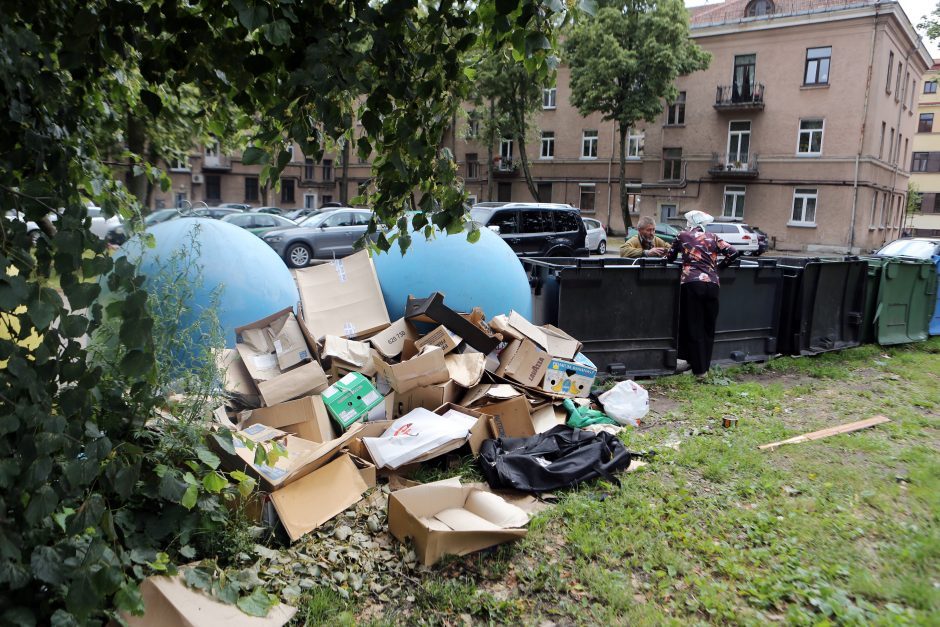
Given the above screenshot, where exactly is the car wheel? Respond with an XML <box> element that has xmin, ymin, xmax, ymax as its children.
<box><xmin>286</xmin><ymin>243</ymin><xmax>312</xmax><ymax>268</ymax></box>
<box><xmin>597</xmin><ymin>240</ymin><xmax>607</xmax><ymax>255</ymax></box>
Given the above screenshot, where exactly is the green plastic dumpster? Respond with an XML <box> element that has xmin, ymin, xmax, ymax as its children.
<box><xmin>858</xmin><ymin>257</ymin><xmax>937</xmax><ymax>345</ymax></box>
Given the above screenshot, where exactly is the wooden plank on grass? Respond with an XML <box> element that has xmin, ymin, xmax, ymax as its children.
<box><xmin>758</xmin><ymin>416</ymin><xmax>891</xmax><ymax>451</ymax></box>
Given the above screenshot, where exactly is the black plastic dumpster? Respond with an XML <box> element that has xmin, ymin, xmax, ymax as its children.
<box><xmin>769</xmin><ymin>257</ymin><xmax>868</xmax><ymax>356</ymax></box>
<box><xmin>857</xmin><ymin>256</ymin><xmax>937</xmax><ymax>345</ymax></box>
<box><xmin>710</xmin><ymin>258</ymin><xmax>784</xmax><ymax>366</ymax></box>
<box><xmin>523</xmin><ymin>257</ymin><xmax>681</xmax><ymax>376</ymax></box>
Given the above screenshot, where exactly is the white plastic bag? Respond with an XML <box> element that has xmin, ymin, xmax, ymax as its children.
<box><xmin>598</xmin><ymin>380</ymin><xmax>649</xmax><ymax>427</ymax></box>
<box><xmin>361</xmin><ymin>408</ymin><xmax>477</xmax><ymax>469</ymax></box>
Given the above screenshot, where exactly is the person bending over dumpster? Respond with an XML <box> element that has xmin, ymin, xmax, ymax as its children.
<box><xmin>665</xmin><ymin>211</ymin><xmax>739</xmax><ymax>380</ymax></box>
<box><xmin>620</xmin><ymin>216</ymin><xmax>669</xmax><ymax>258</ymax></box>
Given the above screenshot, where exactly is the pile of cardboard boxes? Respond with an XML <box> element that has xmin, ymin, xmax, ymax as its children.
<box><xmin>213</xmin><ymin>251</ymin><xmax>599</xmax><ymax>565</ymax></box>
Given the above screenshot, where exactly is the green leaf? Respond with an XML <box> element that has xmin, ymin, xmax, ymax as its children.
<box><xmin>30</xmin><ymin>545</ymin><xmax>64</xmax><ymax>585</ymax></box>
<box><xmin>28</xmin><ymin>298</ymin><xmax>56</xmax><ymax>331</ymax></box>
<box><xmin>241</xmin><ymin>147</ymin><xmax>268</xmax><ymax>165</ymax></box>
<box><xmin>180</xmin><ymin>485</ymin><xmax>198</xmax><ymax>510</ymax></box>
<box><xmin>202</xmin><ymin>471</ymin><xmax>227</xmax><ymax>494</ymax></box>
<box><xmin>120</xmin><ymin>349</ymin><xmax>153</xmax><ymax>378</ymax></box>
<box><xmin>236</xmin><ymin>476</ymin><xmax>256</xmax><ymax>498</ymax></box>
<box><xmin>237</xmin><ymin>587</ymin><xmax>277</xmax><ymax>618</ymax></box>
<box><xmin>235</xmin><ymin>1</ymin><xmax>269</xmax><ymax>30</ymax></box>
<box><xmin>183</xmin><ymin>566</ymin><xmax>212</xmax><ymax>592</ymax></box>
<box><xmin>196</xmin><ymin>447</ymin><xmax>220</xmax><ymax>469</ymax></box>
<box><xmin>211</xmin><ymin>431</ymin><xmax>236</xmax><ymax>455</ymax></box>
<box><xmin>25</xmin><ymin>485</ymin><xmax>58</xmax><ymax>525</ymax></box>
<box><xmin>114</xmin><ymin>582</ymin><xmax>144</xmax><ymax>615</ymax></box>
<box><xmin>496</xmin><ymin>0</ymin><xmax>520</xmax><ymax>16</ymax></box>
<box><xmin>179</xmin><ymin>545</ymin><xmax>196</xmax><ymax>559</ymax></box>
<box><xmin>61</xmin><ymin>315</ymin><xmax>88</xmax><ymax>338</ymax></box>
<box><xmin>467</xmin><ymin>227</ymin><xmax>482</xmax><ymax>244</ymax></box>
<box><xmin>263</xmin><ymin>20</ymin><xmax>292</xmax><ymax>46</ymax></box>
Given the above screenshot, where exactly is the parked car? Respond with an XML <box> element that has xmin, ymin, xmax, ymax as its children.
<box><xmin>284</xmin><ymin>207</ymin><xmax>321</xmax><ymax>221</ymax></box>
<box><xmin>749</xmin><ymin>226</ymin><xmax>770</xmax><ymax>255</ymax></box>
<box><xmin>582</xmin><ymin>218</ymin><xmax>608</xmax><ymax>254</ymax></box>
<box><xmin>262</xmin><ymin>208</ymin><xmax>375</xmax><ymax>267</ymax></box>
<box><xmin>184</xmin><ymin>207</ymin><xmax>243</xmax><ymax>220</ymax></box>
<box><xmin>469</xmin><ymin>203</ymin><xmax>588</xmax><ymax>257</ymax></box>
<box><xmin>874</xmin><ymin>237</ymin><xmax>940</xmax><ymax>259</ymax></box>
<box><xmin>145</xmin><ymin>208</ymin><xmax>183</xmax><ymax>226</ymax></box>
<box><xmin>222</xmin><ymin>212</ymin><xmax>298</xmax><ymax>236</ymax></box>
<box><xmin>626</xmin><ymin>222</ymin><xmax>681</xmax><ymax>245</ymax></box>
<box><xmin>219</xmin><ymin>203</ymin><xmax>251</xmax><ymax>211</ymax></box>
<box><xmin>256</xmin><ymin>206</ymin><xmax>284</xmax><ymax>215</ymax></box>
<box><xmin>85</xmin><ymin>205</ymin><xmax>123</xmax><ymax>240</ymax></box>
<box><xmin>704</xmin><ymin>222</ymin><xmax>760</xmax><ymax>253</ymax></box>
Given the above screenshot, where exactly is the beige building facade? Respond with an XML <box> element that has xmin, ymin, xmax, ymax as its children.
<box><xmin>909</xmin><ymin>61</ymin><xmax>940</xmax><ymax>236</ymax></box>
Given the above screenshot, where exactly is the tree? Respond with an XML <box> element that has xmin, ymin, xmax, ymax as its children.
<box><xmin>918</xmin><ymin>4</ymin><xmax>940</xmax><ymax>42</ymax></box>
<box><xmin>0</xmin><ymin>0</ymin><xmax>579</xmax><ymax>622</ymax></box>
<box><xmin>474</xmin><ymin>46</ymin><xmax>553</xmax><ymax>200</ymax></box>
<box><xmin>565</xmin><ymin>0</ymin><xmax>710</xmax><ymax>229</ymax></box>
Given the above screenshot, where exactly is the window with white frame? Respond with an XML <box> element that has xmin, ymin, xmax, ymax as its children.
<box><xmin>579</xmin><ymin>184</ymin><xmax>596</xmax><ymax>213</ymax></box>
<box><xmin>581</xmin><ymin>130</ymin><xmax>598</xmax><ymax>159</ymax></box>
<box><xmin>467</xmin><ymin>112</ymin><xmax>480</xmax><ymax>138</ymax></box>
<box><xmin>797</xmin><ymin>119</ymin><xmax>823</xmax><ymax>155</ymax></box>
<box><xmin>542</xmin><ymin>88</ymin><xmax>556</xmax><ymax>109</ymax></box>
<box><xmin>869</xmin><ymin>191</ymin><xmax>879</xmax><ymax>229</ymax></box>
<box><xmin>666</xmin><ymin>92</ymin><xmax>686</xmax><ymax>125</ymax></box>
<box><xmin>540</xmin><ymin>131</ymin><xmax>555</xmax><ymax>159</ymax></box>
<box><xmin>722</xmin><ymin>185</ymin><xmax>746</xmax><ymax>220</ymax></box>
<box><xmin>790</xmin><ymin>188</ymin><xmax>817</xmax><ymax>226</ymax></box>
<box><xmin>498</xmin><ymin>138</ymin><xmax>513</xmax><ymax>170</ymax></box>
<box><xmin>627</xmin><ymin>130</ymin><xmax>644</xmax><ymax>159</ymax></box>
<box><xmin>205</xmin><ymin>140</ymin><xmax>219</xmax><ymax>158</ymax></box>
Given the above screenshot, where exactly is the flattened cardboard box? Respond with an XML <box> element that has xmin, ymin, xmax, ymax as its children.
<box><xmin>368</xmin><ymin>318</ymin><xmax>420</xmax><ymax>359</ymax></box>
<box><xmin>257</xmin><ymin>361</ymin><xmax>329</xmax><ymax>407</ymax></box>
<box><xmin>296</xmin><ymin>250</ymin><xmax>390</xmax><ymax>340</ymax></box>
<box><xmin>218</xmin><ymin>349</ymin><xmax>261</xmax><ymax>407</ymax></box>
<box><xmin>388</xmin><ymin>477</ymin><xmax>530</xmax><ymax>566</ymax></box>
<box><xmin>372</xmin><ymin>345</ymin><xmax>449</xmax><ymax>394</ymax></box>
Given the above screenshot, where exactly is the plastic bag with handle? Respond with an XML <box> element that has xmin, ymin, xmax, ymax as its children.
<box><xmin>598</xmin><ymin>380</ymin><xmax>649</xmax><ymax>427</ymax></box>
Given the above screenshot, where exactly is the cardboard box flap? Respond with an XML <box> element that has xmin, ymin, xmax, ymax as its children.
<box><xmin>269</xmin><ymin>454</ymin><xmax>369</xmax><ymax>542</ymax></box>
<box><xmin>507</xmin><ymin>311</ymin><xmax>580</xmax><ymax>360</ymax></box>
<box><xmin>296</xmin><ymin>250</ymin><xmax>390</xmax><ymax>340</ymax></box>
<box><xmin>256</xmin><ymin>361</ymin><xmax>329</xmax><ymax>407</ymax></box>
<box><xmin>414</xmin><ymin>325</ymin><xmax>462</xmax><ymax>354</ymax></box>
<box><xmin>488</xmin><ymin>315</ymin><xmax>523</xmax><ymax>341</ymax></box>
<box><xmin>368</xmin><ymin>318</ymin><xmax>419</xmax><ymax>359</ymax></box>
<box><xmin>495</xmin><ymin>338</ymin><xmax>549</xmax><ymax>388</ymax></box>
<box><xmin>124</xmin><ymin>574</ymin><xmax>296</xmax><ymax>627</ymax></box>
<box><xmin>483</xmin><ymin>396</ymin><xmax>534</xmax><ymax>438</ymax></box>
<box><xmin>445</xmin><ymin>352</ymin><xmax>486</xmax><ymax>388</ymax></box>
<box><xmin>372</xmin><ymin>346</ymin><xmax>449</xmax><ymax>394</ymax></box>
<box><xmin>404</xmin><ymin>293</ymin><xmax>499</xmax><ymax>354</ymax></box>
<box><xmin>531</xmin><ymin>404</ymin><xmax>566</xmax><ymax>433</ymax></box>
<box><xmin>322</xmin><ymin>335</ymin><xmax>374</xmax><ymax>370</ymax></box>
<box><xmin>240</xmin><ymin>395</ymin><xmax>339</xmax><ymax>443</ymax></box>
<box><xmin>272</xmin><ymin>312</ymin><xmax>312</xmax><ymax>371</ymax></box>
<box><xmin>463</xmin><ymin>490</ymin><xmax>530</xmax><ymax>528</ymax></box>
<box><xmin>218</xmin><ymin>349</ymin><xmax>261</xmax><ymax>404</ymax></box>
<box><xmin>432</xmin><ymin>508</ymin><xmax>503</xmax><ymax>532</ymax></box>
<box><xmin>235</xmin><ymin>307</ymin><xmax>296</xmax><ymax>382</ymax></box>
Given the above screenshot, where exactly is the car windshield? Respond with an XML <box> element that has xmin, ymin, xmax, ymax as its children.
<box><xmin>300</xmin><ymin>211</ymin><xmax>337</xmax><ymax>227</ymax></box>
<box><xmin>876</xmin><ymin>239</ymin><xmax>938</xmax><ymax>259</ymax></box>
<box><xmin>470</xmin><ymin>208</ymin><xmax>493</xmax><ymax>225</ymax></box>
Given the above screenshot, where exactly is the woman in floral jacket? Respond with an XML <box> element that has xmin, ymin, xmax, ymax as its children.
<box><xmin>665</xmin><ymin>211</ymin><xmax>739</xmax><ymax>379</ymax></box>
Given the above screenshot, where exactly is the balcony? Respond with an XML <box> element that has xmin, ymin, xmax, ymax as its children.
<box><xmin>493</xmin><ymin>157</ymin><xmax>519</xmax><ymax>178</ymax></box>
<box><xmin>202</xmin><ymin>154</ymin><xmax>232</xmax><ymax>170</ymax></box>
<box><xmin>714</xmin><ymin>83</ymin><xmax>765</xmax><ymax>111</ymax></box>
<box><xmin>707</xmin><ymin>153</ymin><xmax>759</xmax><ymax>179</ymax></box>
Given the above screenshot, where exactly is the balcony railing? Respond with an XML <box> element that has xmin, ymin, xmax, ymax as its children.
<box><xmin>493</xmin><ymin>157</ymin><xmax>518</xmax><ymax>177</ymax></box>
<box><xmin>714</xmin><ymin>83</ymin><xmax>765</xmax><ymax>110</ymax></box>
<box><xmin>707</xmin><ymin>153</ymin><xmax>759</xmax><ymax>178</ymax></box>
<box><xmin>202</xmin><ymin>154</ymin><xmax>232</xmax><ymax>170</ymax></box>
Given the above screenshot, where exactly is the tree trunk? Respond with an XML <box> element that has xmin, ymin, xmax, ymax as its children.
<box><xmin>486</xmin><ymin>100</ymin><xmax>495</xmax><ymax>200</ymax></box>
<box><xmin>510</xmin><ymin>93</ymin><xmax>539</xmax><ymax>200</ymax></box>
<box><xmin>126</xmin><ymin>115</ymin><xmax>149</xmax><ymax>208</ymax></box>
<box><xmin>619</xmin><ymin>124</ymin><xmax>633</xmax><ymax>231</ymax></box>
<box><xmin>340</xmin><ymin>140</ymin><xmax>350</xmax><ymax>204</ymax></box>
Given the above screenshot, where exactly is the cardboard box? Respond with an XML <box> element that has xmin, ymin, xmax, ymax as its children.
<box><xmin>322</xmin><ymin>372</ymin><xmax>384</xmax><ymax>431</ymax></box>
<box><xmin>368</xmin><ymin>318</ymin><xmax>420</xmax><ymax>359</ymax></box>
<box><xmin>372</xmin><ymin>345</ymin><xmax>449</xmax><ymax>394</ymax></box>
<box><xmin>296</xmin><ymin>250</ymin><xmax>390</xmax><ymax>340</ymax></box>
<box><xmin>414</xmin><ymin>324</ymin><xmax>461</xmax><ymax>354</ymax></box>
<box><xmin>531</xmin><ymin>404</ymin><xmax>567</xmax><ymax>433</ymax></box>
<box><xmin>507</xmin><ymin>311</ymin><xmax>581</xmax><ymax>360</ymax></box>
<box><xmin>388</xmin><ymin>477</ymin><xmax>530</xmax><ymax>566</ymax></box>
<box><xmin>256</xmin><ymin>361</ymin><xmax>329</xmax><ymax>407</ymax></box>
<box><xmin>218</xmin><ymin>349</ymin><xmax>261</xmax><ymax>407</ymax></box>
<box><xmin>482</xmin><ymin>396</ymin><xmax>535</xmax><ymax>438</ymax></box>
<box><xmin>269</xmin><ymin>453</ymin><xmax>369</xmax><ymax>542</ymax></box>
<box><xmin>386</xmin><ymin>380</ymin><xmax>460</xmax><ymax>419</ymax></box>
<box><xmin>321</xmin><ymin>335</ymin><xmax>376</xmax><ymax>377</ymax></box>
<box><xmin>542</xmin><ymin>355</ymin><xmax>597</xmax><ymax>398</ymax></box>
<box><xmin>405</xmin><ymin>293</ymin><xmax>499</xmax><ymax>354</ymax></box>
<box><xmin>444</xmin><ymin>352</ymin><xmax>486</xmax><ymax>388</ymax></box>
<box><xmin>239</xmin><ymin>395</ymin><xmax>338</xmax><ymax>443</ymax></box>
<box><xmin>495</xmin><ymin>338</ymin><xmax>549</xmax><ymax>388</ymax></box>
<box><xmin>460</xmin><ymin>383</ymin><xmax>523</xmax><ymax>408</ymax></box>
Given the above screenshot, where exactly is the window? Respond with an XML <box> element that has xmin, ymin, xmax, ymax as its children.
<box><xmin>663</xmin><ymin>148</ymin><xmax>682</xmax><ymax>180</ymax></box>
<box><xmin>869</xmin><ymin>192</ymin><xmax>879</xmax><ymax>228</ymax></box>
<box><xmin>733</xmin><ymin>55</ymin><xmax>757</xmax><ymax>101</ymax></box>
<box><xmin>666</xmin><ymin>92</ymin><xmax>686</xmax><ymax>125</ymax></box>
<box><xmin>499</xmin><ymin>138</ymin><xmax>513</xmax><ymax>170</ymax></box>
<box><xmin>542</xmin><ymin>88</ymin><xmax>556</xmax><ymax>109</ymax></box>
<box><xmin>727</xmin><ymin>121</ymin><xmax>751</xmax><ymax>166</ymax></box>
<box><xmin>281</xmin><ymin>179</ymin><xmax>295</xmax><ymax>204</ymax></box>
<box><xmin>541</xmin><ymin>131</ymin><xmax>555</xmax><ymax>159</ymax></box>
<box><xmin>912</xmin><ymin>152</ymin><xmax>929</xmax><ymax>172</ymax></box>
<box><xmin>722</xmin><ymin>185</ymin><xmax>746</xmax><ymax>219</ymax></box>
<box><xmin>790</xmin><ymin>188</ymin><xmax>817</xmax><ymax>226</ymax></box>
<box><xmin>804</xmin><ymin>47</ymin><xmax>831</xmax><ymax>85</ymax></box>
<box><xmin>627</xmin><ymin>130</ymin><xmax>644</xmax><ymax>159</ymax></box>
<box><xmin>255</xmin><ymin>214</ymin><xmax>277</xmax><ymax>228</ymax></box>
<box><xmin>244</xmin><ymin>176</ymin><xmax>259</xmax><ymax>202</ymax></box>
<box><xmin>659</xmin><ymin>203</ymin><xmax>677</xmax><ymax>221</ymax></box>
<box><xmin>886</xmin><ymin>51</ymin><xmax>894</xmax><ymax>93</ymax></box>
<box><xmin>581</xmin><ymin>130</ymin><xmax>598</xmax><ymax>159</ymax></box>
<box><xmin>228</xmin><ymin>214</ymin><xmax>252</xmax><ymax>227</ymax></box>
<box><xmin>879</xmin><ymin>122</ymin><xmax>886</xmax><ymax>159</ymax></box>
<box><xmin>521</xmin><ymin>210</ymin><xmax>554</xmax><ymax>233</ymax></box>
<box><xmin>555</xmin><ymin>211</ymin><xmax>580</xmax><ymax>232</ymax></box>
<box><xmin>490</xmin><ymin>210</ymin><xmax>518</xmax><ymax>234</ymax></box>
<box><xmin>910</xmin><ymin>78</ymin><xmax>916</xmax><ymax>110</ymax></box>
<box><xmin>170</xmin><ymin>157</ymin><xmax>190</xmax><ymax>171</ymax></box>
<box><xmin>925</xmin><ymin>81</ymin><xmax>937</xmax><ymax>94</ymax></box>
<box><xmin>579</xmin><ymin>184</ymin><xmax>596</xmax><ymax>213</ymax></box>
<box><xmin>322</xmin><ymin>159</ymin><xmax>333</xmax><ymax>181</ymax></box>
<box><xmin>467</xmin><ymin>113</ymin><xmax>480</xmax><ymax>138</ymax></box>
<box><xmin>919</xmin><ymin>113</ymin><xmax>934</xmax><ymax>133</ymax></box>
<box><xmin>797</xmin><ymin>119</ymin><xmax>824</xmax><ymax>155</ymax></box>
<box><xmin>897</xmin><ymin>133</ymin><xmax>903</xmax><ymax>165</ymax></box>
<box><xmin>205</xmin><ymin>175</ymin><xmax>221</xmax><ymax>201</ymax></box>
<box><xmin>322</xmin><ymin>212</ymin><xmax>354</xmax><ymax>228</ymax></box>
<box><xmin>880</xmin><ymin>194</ymin><xmax>888</xmax><ymax>228</ymax></box>
<box><xmin>466</xmin><ymin>152</ymin><xmax>479</xmax><ymax>179</ymax></box>
<box><xmin>902</xmin><ymin>71</ymin><xmax>910</xmax><ymax>105</ymax></box>
<box><xmin>889</xmin><ymin>128</ymin><xmax>895</xmax><ymax>161</ymax></box>
<box><xmin>304</xmin><ymin>193</ymin><xmax>317</xmax><ymax>209</ymax></box>
<box><xmin>904</xmin><ymin>137</ymin><xmax>909</xmax><ymax>167</ymax></box>
<box><xmin>895</xmin><ymin>62</ymin><xmax>902</xmax><ymax>99</ymax></box>
<box><xmin>205</xmin><ymin>140</ymin><xmax>219</xmax><ymax>158</ymax></box>
<box><xmin>626</xmin><ymin>184</ymin><xmax>641</xmax><ymax>214</ymax></box>
<box><xmin>537</xmin><ymin>182</ymin><xmax>553</xmax><ymax>203</ymax></box>
<box><xmin>304</xmin><ymin>158</ymin><xmax>315</xmax><ymax>180</ymax></box>
<box><xmin>744</xmin><ymin>0</ymin><xmax>774</xmax><ymax>17</ymax></box>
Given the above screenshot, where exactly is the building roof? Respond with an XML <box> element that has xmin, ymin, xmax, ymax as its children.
<box><xmin>689</xmin><ymin>0</ymin><xmax>880</xmax><ymax>27</ymax></box>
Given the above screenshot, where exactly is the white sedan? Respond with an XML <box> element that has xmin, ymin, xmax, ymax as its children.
<box><xmin>582</xmin><ymin>218</ymin><xmax>608</xmax><ymax>254</ymax></box>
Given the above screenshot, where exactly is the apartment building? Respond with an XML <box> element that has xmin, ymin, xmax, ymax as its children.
<box><xmin>909</xmin><ymin>61</ymin><xmax>940</xmax><ymax>236</ymax></box>
<box><xmin>456</xmin><ymin>0</ymin><xmax>931</xmax><ymax>253</ymax></box>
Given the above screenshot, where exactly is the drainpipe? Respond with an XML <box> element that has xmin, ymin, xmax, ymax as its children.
<box><xmin>606</xmin><ymin>123</ymin><xmax>615</xmax><ymax>230</ymax></box>
<box><xmin>850</xmin><ymin>6</ymin><xmax>879</xmax><ymax>252</ymax></box>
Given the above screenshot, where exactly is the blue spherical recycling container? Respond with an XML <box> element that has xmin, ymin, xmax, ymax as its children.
<box><xmin>112</xmin><ymin>218</ymin><xmax>299</xmax><ymax>363</ymax></box>
<box><xmin>372</xmin><ymin>221</ymin><xmax>532</xmax><ymax>321</ymax></box>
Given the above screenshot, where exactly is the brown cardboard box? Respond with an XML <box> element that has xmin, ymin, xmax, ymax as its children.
<box><xmin>444</xmin><ymin>352</ymin><xmax>486</xmax><ymax>388</ymax></box>
<box><xmin>414</xmin><ymin>324</ymin><xmax>461</xmax><ymax>354</ymax></box>
<box><xmin>218</xmin><ymin>349</ymin><xmax>261</xmax><ymax>407</ymax></box>
<box><xmin>388</xmin><ymin>478</ymin><xmax>530</xmax><ymax>566</ymax></box>
<box><xmin>321</xmin><ymin>335</ymin><xmax>376</xmax><ymax>377</ymax></box>
<box><xmin>386</xmin><ymin>380</ymin><xmax>460</xmax><ymax>419</ymax></box>
<box><xmin>507</xmin><ymin>311</ymin><xmax>581</xmax><ymax>360</ymax></box>
<box><xmin>296</xmin><ymin>250</ymin><xmax>390</xmax><ymax>340</ymax></box>
<box><xmin>459</xmin><ymin>383</ymin><xmax>523</xmax><ymax>408</ymax></box>
<box><xmin>239</xmin><ymin>395</ymin><xmax>338</xmax><ymax>442</ymax></box>
<box><xmin>372</xmin><ymin>345</ymin><xmax>449</xmax><ymax>394</ymax></box>
<box><xmin>482</xmin><ymin>396</ymin><xmax>535</xmax><ymax>438</ymax></box>
<box><xmin>367</xmin><ymin>318</ymin><xmax>420</xmax><ymax>359</ymax></box>
<box><xmin>256</xmin><ymin>361</ymin><xmax>329</xmax><ymax>407</ymax></box>
<box><xmin>495</xmin><ymin>338</ymin><xmax>549</xmax><ymax>388</ymax></box>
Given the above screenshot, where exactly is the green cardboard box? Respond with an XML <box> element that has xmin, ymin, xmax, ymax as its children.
<box><xmin>322</xmin><ymin>372</ymin><xmax>384</xmax><ymax>431</ymax></box>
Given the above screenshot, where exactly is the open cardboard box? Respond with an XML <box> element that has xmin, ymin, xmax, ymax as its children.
<box><xmin>368</xmin><ymin>317</ymin><xmax>420</xmax><ymax>359</ymax></box>
<box><xmin>372</xmin><ymin>345</ymin><xmax>450</xmax><ymax>393</ymax></box>
<box><xmin>385</xmin><ymin>380</ymin><xmax>460</xmax><ymax>419</ymax></box>
<box><xmin>480</xmin><ymin>396</ymin><xmax>535</xmax><ymax>439</ymax></box>
<box><xmin>296</xmin><ymin>250</ymin><xmax>390</xmax><ymax>341</ymax></box>
<box><xmin>388</xmin><ymin>477</ymin><xmax>530</xmax><ymax>565</ymax></box>
<box><xmin>494</xmin><ymin>338</ymin><xmax>549</xmax><ymax>388</ymax></box>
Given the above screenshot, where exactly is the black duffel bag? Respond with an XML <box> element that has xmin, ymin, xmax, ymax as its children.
<box><xmin>478</xmin><ymin>424</ymin><xmax>639</xmax><ymax>493</ymax></box>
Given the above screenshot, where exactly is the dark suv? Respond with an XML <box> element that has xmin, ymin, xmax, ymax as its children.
<box><xmin>470</xmin><ymin>203</ymin><xmax>589</xmax><ymax>257</ymax></box>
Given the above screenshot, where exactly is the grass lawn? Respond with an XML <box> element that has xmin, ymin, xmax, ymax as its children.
<box><xmin>292</xmin><ymin>339</ymin><xmax>940</xmax><ymax>625</ymax></box>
